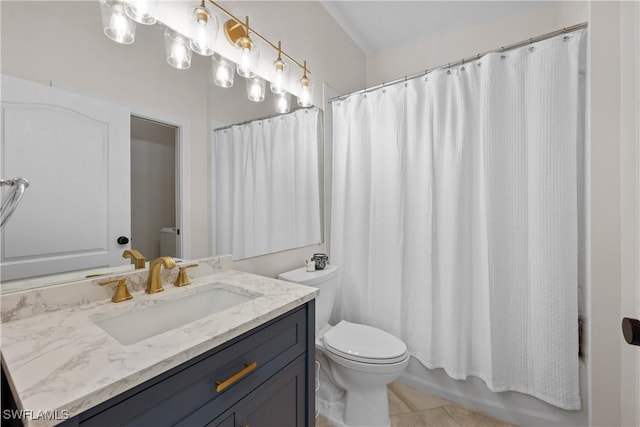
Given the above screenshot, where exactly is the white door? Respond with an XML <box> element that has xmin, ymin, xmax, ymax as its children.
<box><xmin>0</xmin><ymin>75</ymin><xmax>131</xmax><ymax>281</ymax></box>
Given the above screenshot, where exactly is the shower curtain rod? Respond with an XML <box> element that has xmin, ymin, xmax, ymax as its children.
<box><xmin>329</xmin><ymin>22</ymin><xmax>588</xmax><ymax>103</ymax></box>
<box><xmin>213</xmin><ymin>106</ymin><xmax>318</xmax><ymax>132</ymax></box>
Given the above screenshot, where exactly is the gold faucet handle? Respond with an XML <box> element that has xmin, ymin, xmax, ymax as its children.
<box><xmin>122</xmin><ymin>249</ymin><xmax>146</xmax><ymax>269</ymax></box>
<box><xmin>174</xmin><ymin>264</ymin><xmax>199</xmax><ymax>287</ymax></box>
<box><xmin>100</xmin><ymin>278</ymin><xmax>133</xmax><ymax>303</ymax></box>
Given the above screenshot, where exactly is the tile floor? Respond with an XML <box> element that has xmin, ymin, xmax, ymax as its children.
<box><xmin>316</xmin><ymin>381</ymin><xmax>515</xmax><ymax>427</ymax></box>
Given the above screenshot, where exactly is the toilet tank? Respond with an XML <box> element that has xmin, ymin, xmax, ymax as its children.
<box><xmin>278</xmin><ymin>265</ymin><xmax>339</xmax><ymax>330</ymax></box>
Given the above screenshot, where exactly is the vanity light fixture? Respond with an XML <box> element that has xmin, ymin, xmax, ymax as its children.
<box><xmin>165</xmin><ymin>28</ymin><xmax>192</xmax><ymax>70</ymax></box>
<box><xmin>275</xmin><ymin>92</ymin><xmax>291</xmax><ymax>114</ymax></box>
<box><xmin>99</xmin><ymin>0</ymin><xmax>136</xmax><ymax>45</ymax></box>
<box><xmin>189</xmin><ymin>0</ymin><xmax>218</xmax><ymax>56</ymax></box>
<box><xmin>99</xmin><ymin>0</ymin><xmax>314</xmax><ymax>109</ymax></box>
<box><xmin>297</xmin><ymin>60</ymin><xmax>313</xmax><ymax>107</ymax></box>
<box><xmin>225</xmin><ymin>16</ymin><xmax>260</xmax><ymax>78</ymax></box>
<box><xmin>270</xmin><ymin>41</ymin><xmax>289</xmax><ymax>95</ymax></box>
<box><xmin>123</xmin><ymin>0</ymin><xmax>157</xmax><ymax>25</ymax></box>
<box><xmin>212</xmin><ymin>53</ymin><xmax>235</xmax><ymax>88</ymax></box>
<box><xmin>246</xmin><ymin>76</ymin><xmax>266</xmax><ymax>102</ymax></box>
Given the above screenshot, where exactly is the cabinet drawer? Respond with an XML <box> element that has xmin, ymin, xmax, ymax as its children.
<box><xmin>80</xmin><ymin>306</ymin><xmax>308</xmax><ymax>426</ymax></box>
<box><xmin>196</xmin><ymin>355</ymin><xmax>307</xmax><ymax>427</ymax></box>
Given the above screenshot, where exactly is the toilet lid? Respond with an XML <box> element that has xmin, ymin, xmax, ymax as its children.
<box><xmin>322</xmin><ymin>321</ymin><xmax>408</xmax><ymax>364</ymax></box>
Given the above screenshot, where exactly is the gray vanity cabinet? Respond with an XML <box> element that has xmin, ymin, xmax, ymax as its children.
<box><xmin>58</xmin><ymin>301</ymin><xmax>315</xmax><ymax>427</ymax></box>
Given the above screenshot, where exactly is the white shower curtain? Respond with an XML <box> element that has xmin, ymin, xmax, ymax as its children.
<box><xmin>212</xmin><ymin>107</ymin><xmax>321</xmax><ymax>259</ymax></box>
<box><xmin>330</xmin><ymin>30</ymin><xmax>586</xmax><ymax>410</ymax></box>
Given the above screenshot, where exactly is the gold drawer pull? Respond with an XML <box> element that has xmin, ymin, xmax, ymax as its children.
<box><xmin>216</xmin><ymin>362</ymin><xmax>257</xmax><ymax>392</ymax></box>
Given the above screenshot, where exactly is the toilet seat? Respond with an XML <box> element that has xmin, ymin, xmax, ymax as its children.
<box><xmin>322</xmin><ymin>321</ymin><xmax>408</xmax><ymax>364</ymax></box>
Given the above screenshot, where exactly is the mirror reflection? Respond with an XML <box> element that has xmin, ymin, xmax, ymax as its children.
<box><xmin>212</xmin><ymin>107</ymin><xmax>322</xmax><ymax>260</ymax></box>
<box><xmin>0</xmin><ymin>1</ymin><xmax>322</xmax><ymax>293</ymax></box>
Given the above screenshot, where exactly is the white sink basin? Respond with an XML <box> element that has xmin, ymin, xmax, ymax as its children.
<box><xmin>95</xmin><ymin>287</ymin><xmax>255</xmax><ymax>345</ymax></box>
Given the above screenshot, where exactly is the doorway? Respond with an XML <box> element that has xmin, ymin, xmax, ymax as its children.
<box><xmin>130</xmin><ymin>116</ymin><xmax>179</xmax><ymax>260</ymax></box>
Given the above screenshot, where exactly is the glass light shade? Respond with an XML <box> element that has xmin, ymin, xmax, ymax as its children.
<box><xmin>189</xmin><ymin>6</ymin><xmax>218</xmax><ymax>56</ymax></box>
<box><xmin>246</xmin><ymin>76</ymin><xmax>266</xmax><ymax>102</ymax></box>
<box><xmin>297</xmin><ymin>77</ymin><xmax>313</xmax><ymax>107</ymax></box>
<box><xmin>275</xmin><ymin>92</ymin><xmax>291</xmax><ymax>114</ymax></box>
<box><xmin>164</xmin><ymin>28</ymin><xmax>192</xmax><ymax>70</ymax></box>
<box><xmin>270</xmin><ymin>59</ymin><xmax>289</xmax><ymax>95</ymax></box>
<box><xmin>100</xmin><ymin>0</ymin><xmax>136</xmax><ymax>45</ymax></box>
<box><xmin>124</xmin><ymin>0</ymin><xmax>157</xmax><ymax>25</ymax></box>
<box><xmin>212</xmin><ymin>54</ymin><xmax>235</xmax><ymax>88</ymax></box>
<box><xmin>235</xmin><ymin>37</ymin><xmax>260</xmax><ymax>78</ymax></box>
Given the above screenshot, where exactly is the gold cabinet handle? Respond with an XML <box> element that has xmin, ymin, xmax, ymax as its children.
<box><xmin>215</xmin><ymin>362</ymin><xmax>257</xmax><ymax>392</ymax></box>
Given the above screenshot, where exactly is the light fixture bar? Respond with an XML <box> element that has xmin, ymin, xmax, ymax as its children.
<box><xmin>206</xmin><ymin>0</ymin><xmax>310</xmax><ymax>75</ymax></box>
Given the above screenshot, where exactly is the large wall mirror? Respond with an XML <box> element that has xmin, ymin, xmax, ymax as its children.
<box><xmin>0</xmin><ymin>1</ymin><xmax>323</xmax><ymax>293</ymax></box>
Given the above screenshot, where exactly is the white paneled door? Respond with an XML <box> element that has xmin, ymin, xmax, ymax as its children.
<box><xmin>0</xmin><ymin>75</ymin><xmax>131</xmax><ymax>281</ymax></box>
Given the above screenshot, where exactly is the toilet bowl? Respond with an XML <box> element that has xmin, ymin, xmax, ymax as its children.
<box><xmin>278</xmin><ymin>265</ymin><xmax>409</xmax><ymax>427</ymax></box>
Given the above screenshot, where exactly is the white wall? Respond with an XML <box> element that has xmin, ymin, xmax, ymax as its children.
<box><xmin>0</xmin><ymin>1</ymin><xmax>366</xmax><ymax>279</ymax></box>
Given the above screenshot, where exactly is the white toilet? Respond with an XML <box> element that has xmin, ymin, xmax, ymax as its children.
<box><xmin>278</xmin><ymin>265</ymin><xmax>409</xmax><ymax>427</ymax></box>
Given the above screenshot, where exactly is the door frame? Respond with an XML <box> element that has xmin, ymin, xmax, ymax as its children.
<box><xmin>130</xmin><ymin>106</ymin><xmax>191</xmax><ymax>260</ymax></box>
<box><xmin>587</xmin><ymin>2</ymin><xmax>640</xmax><ymax>425</ymax></box>
<box><xmin>634</xmin><ymin>3</ymin><xmax>640</xmax><ymax>424</ymax></box>
<box><xmin>620</xmin><ymin>1</ymin><xmax>640</xmax><ymax>425</ymax></box>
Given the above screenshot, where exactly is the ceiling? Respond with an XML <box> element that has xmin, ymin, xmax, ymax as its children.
<box><xmin>320</xmin><ymin>1</ymin><xmax>555</xmax><ymax>54</ymax></box>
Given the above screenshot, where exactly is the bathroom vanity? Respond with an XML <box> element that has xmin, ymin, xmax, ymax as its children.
<box><xmin>0</xmin><ymin>258</ymin><xmax>317</xmax><ymax>427</ymax></box>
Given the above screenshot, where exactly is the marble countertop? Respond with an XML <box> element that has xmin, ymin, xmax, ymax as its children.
<box><xmin>1</xmin><ymin>269</ymin><xmax>317</xmax><ymax>427</ymax></box>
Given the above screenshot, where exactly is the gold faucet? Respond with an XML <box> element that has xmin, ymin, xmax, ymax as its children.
<box><xmin>123</xmin><ymin>249</ymin><xmax>146</xmax><ymax>269</ymax></box>
<box><xmin>99</xmin><ymin>278</ymin><xmax>133</xmax><ymax>303</ymax></box>
<box><xmin>174</xmin><ymin>264</ymin><xmax>199</xmax><ymax>287</ymax></box>
<box><xmin>146</xmin><ymin>256</ymin><xmax>176</xmax><ymax>294</ymax></box>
